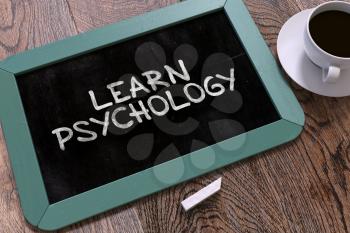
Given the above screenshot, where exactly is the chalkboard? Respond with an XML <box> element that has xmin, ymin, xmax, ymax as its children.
<box><xmin>16</xmin><ymin>10</ymin><xmax>279</xmax><ymax>204</ymax></box>
<box><xmin>0</xmin><ymin>0</ymin><xmax>303</xmax><ymax>230</ymax></box>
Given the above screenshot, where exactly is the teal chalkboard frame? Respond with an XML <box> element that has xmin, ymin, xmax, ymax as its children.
<box><xmin>0</xmin><ymin>0</ymin><xmax>304</xmax><ymax>230</ymax></box>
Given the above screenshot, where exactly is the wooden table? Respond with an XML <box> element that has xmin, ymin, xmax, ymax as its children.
<box><xmin>0</xmin><ymin>0</ymin><xmax>349</xmax><ymax>232</ymax></box>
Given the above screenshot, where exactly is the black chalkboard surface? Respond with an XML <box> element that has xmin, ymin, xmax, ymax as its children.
<box><xmin>16</xmin><ymin>11</ymin><xmax>279</xmax><ymax>204</ymax></box>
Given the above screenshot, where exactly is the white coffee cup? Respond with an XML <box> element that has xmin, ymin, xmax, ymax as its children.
<box><xmin>304</xmin><ymin>1</ymin><xmax>350</xmax><ymax>83</ymax></box>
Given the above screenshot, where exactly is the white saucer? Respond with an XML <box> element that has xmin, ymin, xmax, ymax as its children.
<box><xmin>277</xmin><ymin>9</ymin><xmax>350</xmax><ymax>97</ymax></box>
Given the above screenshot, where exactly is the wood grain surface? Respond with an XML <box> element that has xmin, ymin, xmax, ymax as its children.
<box><xmin>0</xmin><ymin>0</ymin><xmax>349</xmax><ymax>232</ymax></box>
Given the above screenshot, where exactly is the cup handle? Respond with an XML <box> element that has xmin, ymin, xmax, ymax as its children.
<box><xmin>322</xmin><ymin>65</ymin><xmax>341</xmax><ymax>83</ymax></box>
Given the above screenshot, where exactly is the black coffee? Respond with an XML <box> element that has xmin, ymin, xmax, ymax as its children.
<box><xmin>309</xmin><ymin>10</ymin><xmax>350</xmax><ymax>57</ymax></box>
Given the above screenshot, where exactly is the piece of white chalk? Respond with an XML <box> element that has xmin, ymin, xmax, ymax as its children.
<box><xmin>181</xmin><ymin>177</ymin><xmax>222</xmax><ymax>211</ymax></box>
